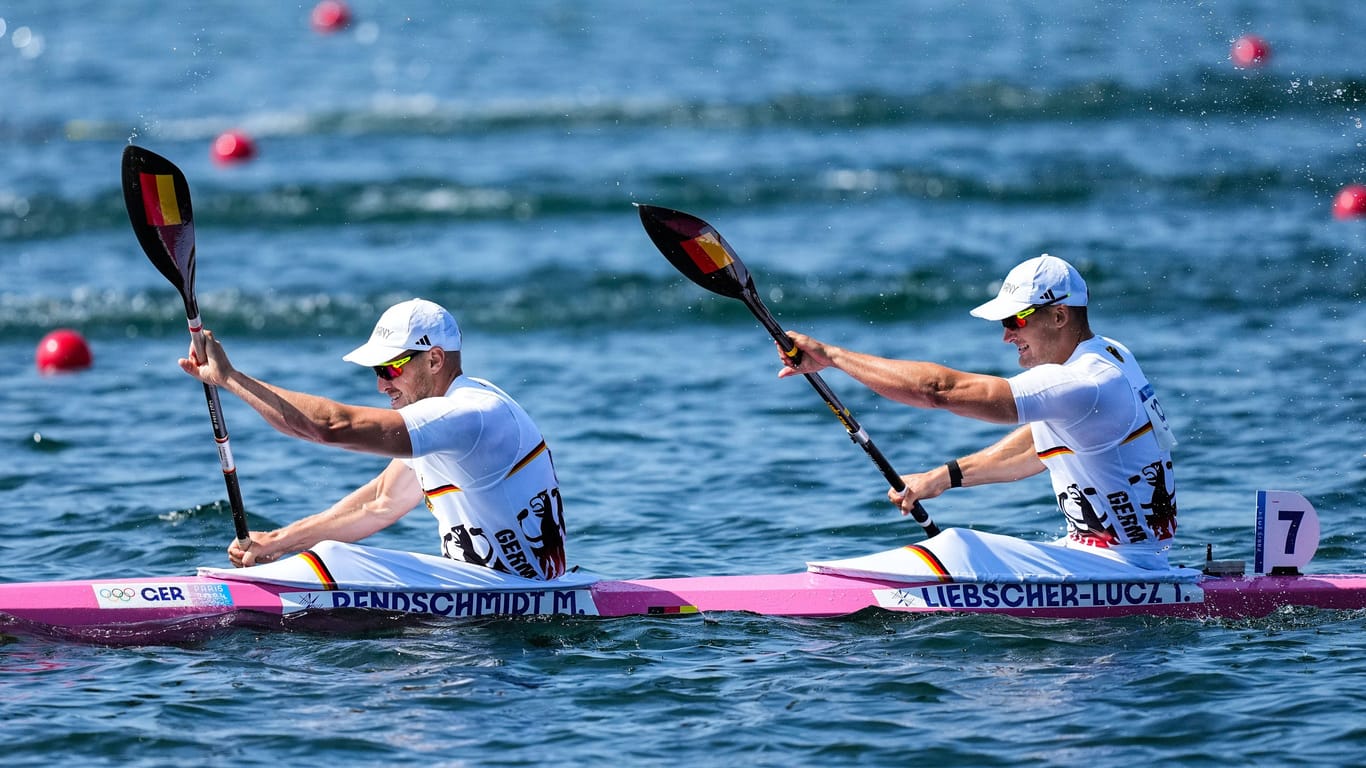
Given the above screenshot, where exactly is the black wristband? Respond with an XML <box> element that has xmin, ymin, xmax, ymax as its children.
<box><xmin>946</xmin><ymin>459</ymin><xmax>963</xmax><ymax>488</ymax></box>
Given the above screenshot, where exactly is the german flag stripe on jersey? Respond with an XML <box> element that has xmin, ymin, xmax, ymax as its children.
<box><xmin>139</xmin><ymin>172</ymin><xmax>184</xmax><ymax>226</ymax></box>
<box><xmin>679</xmin><ymin>230</ymin><xmax>733</xmax><ymax>274</ymax></box>
<box><xmin>1122</xmin><ymin>422</ymin><xmax>1154</xmax><ymax>444</ymax></box>
<box><xmin>1038</xmin><ymin>422</ymin><xmax>1157</xmax><ymax>461</ymax></box>
<box><xmin>504</xmin><ymin>440</ymin><xmax>548</xmax><ymax>479</ymax></box>
<box><xmin>425</xmin><ymin>484</ymin><xmax>463</xmax><ymax>498</ymax></box>
<box><xmin>903</xmin><ymin>544</ymin><xmax>952</xmax><ymax>582</ymax></box>
<box><xmin>298</xmin><ymin>549</ymin><xmax>338</xmax><ymax>590</ymax></box>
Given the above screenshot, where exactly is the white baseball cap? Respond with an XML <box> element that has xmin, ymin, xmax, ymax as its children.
<box><xmin>342</xmin><ymin>298</ymin><xmax>462</xmax><ymax>366</ymax></box>
<box><xmin>969</xmin><ymin>254</ymin><xmax>1089</xmax><ymax>321</ymax></box>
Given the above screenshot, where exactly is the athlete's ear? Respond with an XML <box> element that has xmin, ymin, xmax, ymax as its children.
<box><xmin>426</xmin><ymin>346</ymin><xmax>446</xmax><ymax>371</ymax></box>
<box><xmin>428</xmin><ymin>346</ymin><xmax>460</xmax><ymax>375</ymax></box>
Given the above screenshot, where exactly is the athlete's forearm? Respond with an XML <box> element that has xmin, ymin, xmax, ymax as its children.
<box><xmin>952</xmin><ymin>426</ymin><xmax>1045</xmax><ymax>487</ymax></box>
<box><xmin>222</xmin><ymin>371</ymin><xmax>348</xmax><ymax>443</ymax></box>
<box><xmin>265</xmin><ymin>462</ymin><xmax>420</xmax><ymax>552</ymax></box>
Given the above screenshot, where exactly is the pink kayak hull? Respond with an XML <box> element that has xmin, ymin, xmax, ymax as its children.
<box><xmin>3</xmin><ymin>570</ymin><xmax>1366</xmax><ymax>641</ymax></box>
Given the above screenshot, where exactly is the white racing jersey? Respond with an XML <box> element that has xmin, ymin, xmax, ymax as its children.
<box><xmin>399</xmin><ymin>375</ymin><xmax>567</xmax><ymax>580</ymax></box>
<box><xmin>1011</xmin><ymin>335</ymin><xmax>1177</xmax><ymax>553</ymax></box>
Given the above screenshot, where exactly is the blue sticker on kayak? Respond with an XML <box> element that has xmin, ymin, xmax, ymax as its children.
<box><xmin>93</xmin><ymin>582</ymin><xmax>233</xmax><ymax>609</ymax></box>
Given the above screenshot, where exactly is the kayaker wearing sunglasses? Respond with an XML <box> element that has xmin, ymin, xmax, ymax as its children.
<box><xmin>179</xmin><ymin>298</ymin><xmax>567</xmax><ymax>580</ymax></box>
<box><xmin>779</xmin><ymin>255</ymin><xmax>1179</xmax><ymax>577</ymax></box>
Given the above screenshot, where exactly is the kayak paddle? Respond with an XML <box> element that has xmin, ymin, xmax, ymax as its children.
<box><xmin>637</xmin><ymin>204</ymin><xmax>940</xmax><ymax>538</ymax></box>
<box><xmin>121</xmin><ymin>145</ymin><xmax>252</xmax><ymax>552</ymax></box>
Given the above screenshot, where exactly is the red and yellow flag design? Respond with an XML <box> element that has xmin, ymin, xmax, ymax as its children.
<box><xmin>904</xmin><ymin>544</ymin><xmax>952</xmax><ymax>582</ymax></box>
<box><xmin>680</xmin><ymin>229</ymin><xmax>733</xmax><ymax>274</ymax></box>
<box><xmin>299</xmin><ymin>550</ymin><xmax>338</xmax><ymax>590</ymax></box>
<box><xmin>425</xmin><ymin>484</ymin><xmax>463</xmax><ymax>499</ymax></box>
<box><xmin>647</xmin><ymin>604</ymin><xmax>700</xmax><ymax>615</ymax></box>
<box><xmin>504</xmin><ymin>441</ymin><xmax>547</xmax><ymax>479</ymax></box>
<box><xmin>139</xmin><ymin>172</ymin><xmax>183</xmax><ymax>226</ymax></box>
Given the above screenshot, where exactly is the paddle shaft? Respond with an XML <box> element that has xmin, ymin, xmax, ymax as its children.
<box><xmin>738</xmin><ymin>291</ymin><xmax>940</xmax><ymax>537</ymax></box>
<box><xmin>183</xmin><ymin>310</ymin><xmax>251</xmax><ymax>549</ymax></box>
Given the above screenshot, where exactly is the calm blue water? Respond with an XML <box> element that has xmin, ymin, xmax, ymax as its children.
<box><xmin>2</xmin><ymin>1</ymin><xmax>1366</xmax><ymax>765</ymax></box>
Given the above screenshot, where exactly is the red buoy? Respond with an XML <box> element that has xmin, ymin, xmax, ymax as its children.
<box><xmin>35</xmin><ymin>329</ymin><xmax>93</xmax><ymax>374</ymax></box>
<box><xmin>1333</xmin><ymin>185</ymin><xmax>1366</xmax><ymax>220</ymax></box>
<box><xmin>311</xmin><ymin>1</ymin><xmax>352</xmax><ymax>34</ymax></box>
<box><xmin>1231</xmin><ymin>35</ymin><xmax>1271</xmax><ymax>68</ymax></box>
<box><xmin>211</xmin><ymin>130</ymin><xmax>257</xmax><ymax>165</ymax></box>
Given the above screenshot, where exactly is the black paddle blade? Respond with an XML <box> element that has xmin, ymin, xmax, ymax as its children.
<box><xmin>636</xmin><ymin>204</ymin><xmax>754</xmax><ymax>300</ymax></box>
<box><xmin>122</xmin><ymin>145</ymin><xmax>198</xmax><ymax>316</ymax></box>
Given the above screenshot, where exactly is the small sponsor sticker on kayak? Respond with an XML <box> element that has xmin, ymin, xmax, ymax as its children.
<box><xmin>874</xmin><ymin>581</ymin><xmax>1206</xmax><ymax>612</ymax></box>
<box><xmin>93</xmin><ymin>582</ymin><xmax>233</xmax><ymax>609</ymax></box>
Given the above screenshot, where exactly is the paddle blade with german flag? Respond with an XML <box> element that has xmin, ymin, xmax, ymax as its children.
<box><xmin>121</xmin><ymin>145</ymin><xmax>198</xmax><ymax>315</ymax></box>
<box><xmin>636</xmin><ymin>204</ymin><xmax>754</xmax><ymax>300</ymax></box>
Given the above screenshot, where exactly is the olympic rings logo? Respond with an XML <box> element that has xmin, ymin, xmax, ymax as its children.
<box><xmin>98</xmin><ymin>587</ymin><xmax>137</xmax><ymax>601</ymax></box>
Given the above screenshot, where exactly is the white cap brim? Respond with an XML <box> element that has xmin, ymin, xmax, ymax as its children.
<box><xmin>969</xmin><ymin>295</ymin><xmax>1034</xmax><ymax>322</ymax></box>
<box><xmin>342</xmin><ymin>341</ymin><xmax>415</xmax><ymax>367</ymax></box>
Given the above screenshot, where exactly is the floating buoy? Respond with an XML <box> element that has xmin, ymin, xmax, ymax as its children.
<box><xmin>211</xmin><ymin>130</ymin><xmax>257</xmax><ymax>165</ymax></box>
<box><xmin>311</xmin><ymin>1</ymin><xmax>352</xmax><ymax>34</ymax></box>
<box><xmin>1231</xmin><ymin>34</ymin><xmax>1271</xmax><ymax>68</ymax></box>
<box><xmin>1333</xmin><ymin>185</ymin><xmax>1366</xmax><ymax>220</ymax></box>
<box><xmin>35</xmin><ymin>329</ymin><xmax>93</xmax><ymax>374</ymax></box>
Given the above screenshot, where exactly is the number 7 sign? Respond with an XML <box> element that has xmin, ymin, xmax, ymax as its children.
<box><xmin>1255</xmin><ymin>490</ymin><xmax>1321</xmax><ymax>575</ymax></box>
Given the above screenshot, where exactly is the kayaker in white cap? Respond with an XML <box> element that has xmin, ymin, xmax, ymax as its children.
<box><xmin>179</xmin><ymin>298</ymin><xmax>567</xmax><ymax>579</ymax></box>
<box><xmin>778</xmin><ymin>255</ymin><xmax>1179</xmax><ymax>576</ymax></box>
